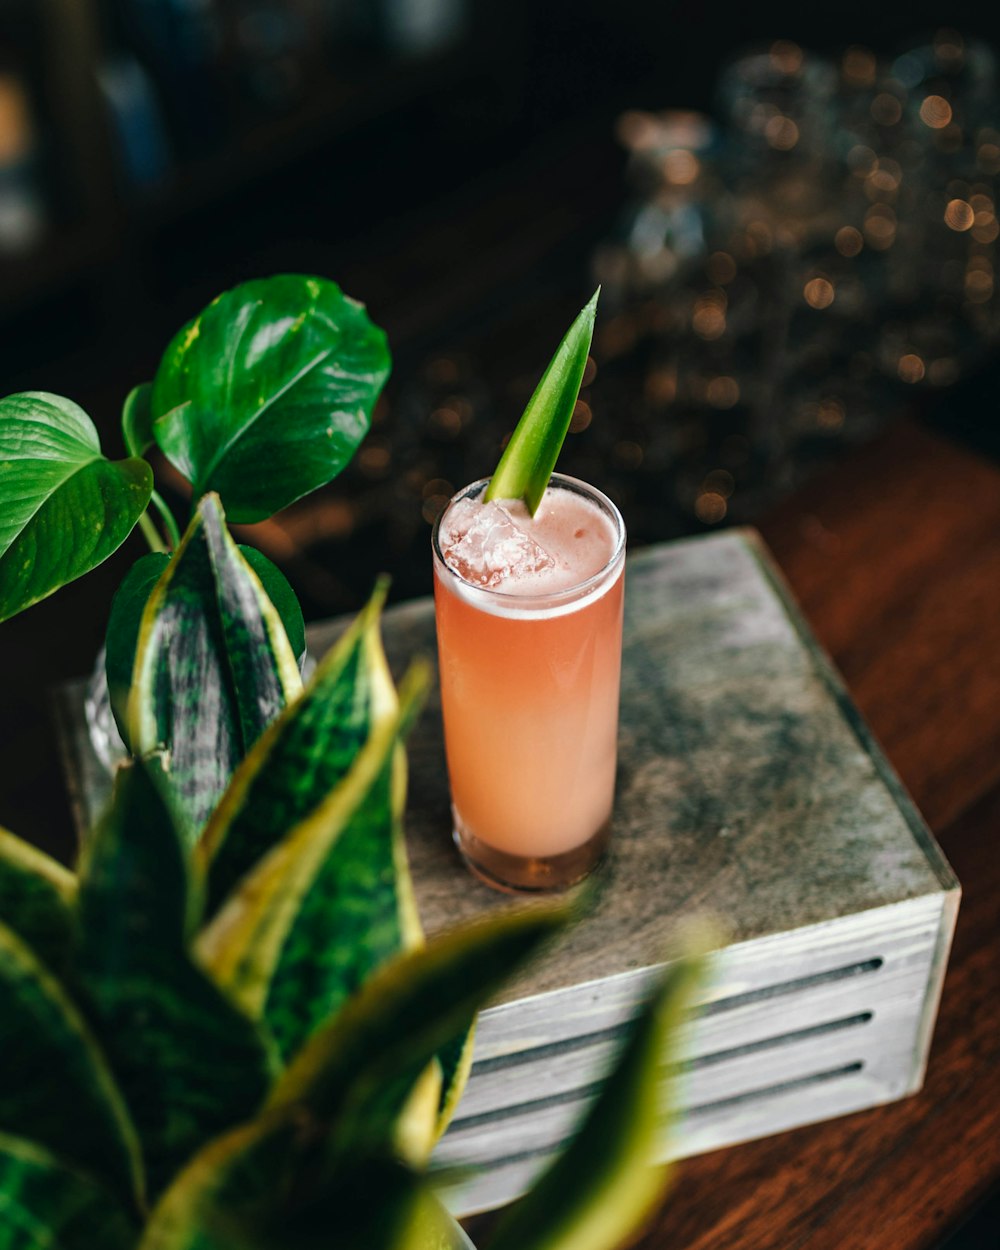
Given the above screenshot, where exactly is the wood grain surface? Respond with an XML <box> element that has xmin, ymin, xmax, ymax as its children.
<box><xmin>465</xmin><ymin>419</ymin><xmax>1000</xmax><ymax>1249</ymax></box>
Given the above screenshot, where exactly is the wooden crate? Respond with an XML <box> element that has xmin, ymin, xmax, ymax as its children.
<box><xmin>54</xmin><ymin>529</ymin><xmax>959</xmax><ymax>1217</ymax></box>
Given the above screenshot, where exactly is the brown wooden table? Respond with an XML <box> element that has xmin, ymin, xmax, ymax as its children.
<box><xmin>462</xmin><ymin>417</ymin><xmax>1000</xmax><ymax>1250</ymax></box>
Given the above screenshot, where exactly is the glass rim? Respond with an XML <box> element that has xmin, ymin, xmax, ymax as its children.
<box><xmin>431</xmin><ymin>473</ymin><xmax>626</xmax><ymax>611</ymax></box>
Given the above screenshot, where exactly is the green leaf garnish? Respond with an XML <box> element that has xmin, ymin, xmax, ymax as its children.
<box><xmin>484</xmin><ymin>288</ymin><xmax>599</xmax><ymax>515</ymax></box>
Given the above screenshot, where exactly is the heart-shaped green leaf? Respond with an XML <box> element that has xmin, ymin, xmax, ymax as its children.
<box><xmin>484</xmin><ymin>290</ymin><xmax>598</xmax><ymax>515</ymax></box>
<box><xmin>0</xmin><ymin>826</ymin><xmax>76</xmax><ymax>979</ymax></box>
<box><xmin>122</xmin><ymin>383</ymin><xmax>155</xmax><ymax>459</ymax></box>
<box><xmin>106</xmin><ymin>545</ymin><xmax>304</xmax><ymax>749</ymax></box>
<box><xmin>0</xmin><ymin>920</ymin><xmax>143</xmax><ymax>1207</ymax></box>
<box><xmin>75</xmin><ymin>758</ymin><xmax>277</xmax><ymax>1202</ymax></box>
<box><xmin>486</xmin><ymin>930</ymin><xmax>712</xmax><ymax>1250</ymax></box>
<box><xmin>0</xmin><ymin>392</ymin><xmax>153</xmax><ymax>623</ymax></box>
<box><xmin>128</xmin><ymin>494</ymin><xmax>302</xmax><ymax>837</ymax></box>
<box><xmin>0</xmin><ymin>1132</ymin><xmax>138</xmax><ymax>1250</ymax></box>
<box><xmin>197</xmin><ymin>661</ymin><xmax>429</xmax><ymax>1061</ymax></box>
<box><xmin>150</xmin><ymin>275</ymin><xmax>391</xmax><ymax>523</ymax></box>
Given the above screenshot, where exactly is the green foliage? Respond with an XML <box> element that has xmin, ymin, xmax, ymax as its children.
<box><xmin>0</xmin><ymin>1133</ymin><xmax>137</xmax><ymax>1250</ymax></box>
<box><xmin>0</xmin><ymin>274</ymin><xmax>705</xmax><ymax>1250</ymax></box>
<box><xmin>75</xmin><ymin>759</ymin><xmax>277</xmax><ymax>1202</ymax></box>
<box><xmin>0</xmin><ymin>273</ymin><xmax>389</xmax><ymax>626</ymax></box>
<box><xmin>0</xmin><ymin>922</ymin><xmax>143</xmax><ymax>1206</ymax></box>
<box><xmin>128</xmin><ymin>495</ymin><xmax>302</xmax><ymax>837</ymax></box>
<box><xmin>486</xmin><ymin>939</ymin><xmax>708</xmax><ymax>1250</ymax></box>
<box><xmin>0</xmin><ymin>393</ymin><xmax>152</xmax><ymax>622</ymax></box>
<box><xmin>0</xmin><ymin>827</ymin><xmax>76</xmax><ymax>979</ymax></box>
<box><xmin>149</xmin><ymin>274</ymin><xmax>391</xmax><ymax>523</ymax></box>
<box><xmin>484</xmin><ymin>291</ymin><xmax>598</xmax><ymax>515</ymax></box>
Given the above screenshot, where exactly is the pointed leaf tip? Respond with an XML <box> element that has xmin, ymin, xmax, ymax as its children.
<box><xmin>484</xmin><ymin>290</ymin><xmax>600</xmax><ymax>515</ymax></box>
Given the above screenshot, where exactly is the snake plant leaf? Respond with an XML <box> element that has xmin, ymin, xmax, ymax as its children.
<box><xmin>75</xmin><ymin>758</ymin><xmax>277</xmax><ymax>1203</ymax></box>
<box><xmin>197</xmin><ymin>662</ymin><xmax>429</xmax><ymax>1061</ymax></box>
<box><xmin>0</xmin><ymin>392</ymin><xmax>153</xmax><ymax>623</ymax></box>
<box><xmin>200</xmin><ymin>579</ymin><xmax>388</xmax><ymax>916</ymax></box>
<box><xmin>145</xmin><ymin>909</ymin><xmax>565</xmax><ymax>1250</ymax></box>
<box><xmin>237</xmin><ymin>546</ymin><xmax>306</xmax><ymax>665</ymax></box>
<box><xmin>149</xmin><ymin>274</ymin><xmax>391</xmax><ymax>524</ymax></box>
<box><xmin>484</xmin><ymin>290</ymin><xmax>599</xmax><ymax>516</ymax></box>
<box><xmin>0</xmin><ymin>1132</ymin><xmax>138</xmax><ymax>1250</ymax></box>
<box><xmin>128</xmin><ymin>493</ymin><xmax>302</xmax><ymax>838</ymax></box>
<box><xmin>0</xmin><ymin>919</ymin><xmax>142</xmax><ymax>1207</ymax></box>
<box><xmin>105</xmin><ymin>546</ymin><xmax>303</xmax><ymax>748</ymax></box>
<box><xmin>266</xmin><ymin>903</ymin><xmax>568</xmax><ymax>1168</ymax></box>
<box><xmin>434</xmin><ymin>1020</ymin><xmax>477</xmax><ymax>1138</ymax></box>
<box><xmin>140</xmin><ymin>1119</ymin><xmax>430</xmax><ymax>1250</ymax></box>
<box><xmin>105</xmin><ymin>552</ymin><xmax>170</xmax><ymax>747</ymax></box>
<box><xmin>0</xmin><ymin>826</ymin><xmax>76</xmax><ymax>979</ymax></box>
<box><xmin>122</xmin><ymin>383</ymin><xmax>155</xmax><ymax>459</ymax></box>
<box><xmin>486</xmin><ymin>935</ymin><xmax>711</xmax><ymax>1250</ymax></box>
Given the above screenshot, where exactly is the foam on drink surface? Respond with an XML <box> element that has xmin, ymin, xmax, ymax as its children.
<box><xmin>440</xmin><ymin>488</ymin><xmax>617</xmax><ymax>594</ymax></box>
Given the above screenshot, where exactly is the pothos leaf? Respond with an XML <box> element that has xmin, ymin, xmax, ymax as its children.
<box><xmin>74</xmin><ymin>758</ymin><xmax>277</xmax><ymax>1202</ymax></box>
<box><xmin>128</xmin><ymin>493</ymin><xmax>302</xmax><ymax>838</ymax></box>
<box><xmin>122</xmin><ymin>383</ymin><xmax>155</xmax><ymax>459</ymax></box>
<box><xmin>0</xmin><ymin>392</ymin><xmax>152</xmax><ymax>623</ymax></box>
<box><xmin>150</xmin><ymin>274</ymin><xmax>391</xmax><ymax>523</ymax></box>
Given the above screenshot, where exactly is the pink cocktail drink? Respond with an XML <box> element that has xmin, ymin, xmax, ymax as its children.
<box><xmin>432</xmin><ymin>474</ymin><xmax>626</xmax><ymax>892</ymax></box>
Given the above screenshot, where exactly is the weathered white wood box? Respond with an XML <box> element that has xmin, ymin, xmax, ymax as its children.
<box><xmin>56</xmin><ymin>529</ymin><xmax>960</xmax><ymax>1218</ymax></box>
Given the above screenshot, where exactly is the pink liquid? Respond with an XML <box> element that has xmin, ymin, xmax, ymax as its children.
<box><xmin>433</xmin><ymin>477</ymin><xmax>625</xmax><ymax>885</ymax></box>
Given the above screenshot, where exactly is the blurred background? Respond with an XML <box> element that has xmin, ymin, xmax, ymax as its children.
<box><xmin>3</xmin><ymin>0</ymin><xmax>1000</xmax><ymax>850</ymax></box>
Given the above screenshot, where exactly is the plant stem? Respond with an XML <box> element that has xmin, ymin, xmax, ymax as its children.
<box><xmin>138</xmin><ymin>510</ymin><xmax>166</xmax><ymax>553</ymax></box>
<box><xmin>150</xmin><ymin>490</ymin><xmax>181</xmax><ymax>549</ymax></box>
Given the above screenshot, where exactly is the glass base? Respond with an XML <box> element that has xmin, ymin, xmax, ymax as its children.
<box><xmin>453</xmin><ymin>814</ymin><xmax>610</xmax><ymax>895</ymax></box>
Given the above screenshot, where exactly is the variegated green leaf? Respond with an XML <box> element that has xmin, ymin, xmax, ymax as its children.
<box><xmin>140</xmin><ymin>1122</ymin><xmax>427</xmax><ymax>1250</ymax></box>
<box><xmin>0</xmin><ymin>1132</ymin><xmax>137</xmax><ymax>1250</ymax></box>
<box><xmin>434</xmin><ymin>1020</ymin><xmax>477</xmax><ymax>1139</ymax></box>
<box><xmin>0</xmin><ymin>392</ymin><xmax>153</xmax><ymax>623</ymax></box>
<box><xmin>145</xmin><ymin>909</ymin><xmax>565</xmax><ymax>1250</ymax></box>
<box><xmin>486</xmin><ymin>934</ymin><xmax>711</xmax><ymax>1250</ymax></box>
<box><xmin>75</xmin><ymin>759</ymin><xmax>276</xmax><ymax>1202</ymax></box>
<box><xmin>105</xmin><ymin>552</ymin><xmax>170</xmax><ymax>747</ymax></box>
<box><xmin>128</xmin><ymin>493</ymin><xmax>301</xmax><ymax>837</ymax></box>
<box><xmin>237</xmin><ymin>546</ymin><xmax>305</xmax><ymax>666</ymax></box>
<box><xmin>267</xmin><ymin>904</ymin><xmax>568</xmax><ymax>1167</ymax></box>
<box><xmin>0</xmin><ymin>826</ymin><xmax>76</xmax><ymax>978</ymax></box>
<box><xmin>105</xmin><ymin>546</ymin><xmax>304</xmax><ymax>750</ymax></box>
<box><xmin>200</xmin><ymin>581</ymin><xmax>390</xmax><ymax>916</ymax></box>
<box><xmin>197</xmin><ymin>662</ymin><xmax>428</xmax><ymax>1061</ymax></box>
<box><xmin>0</xmin><ymin>920</ymin><xmax>142</xmax><ymax>1207</ymax></box>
